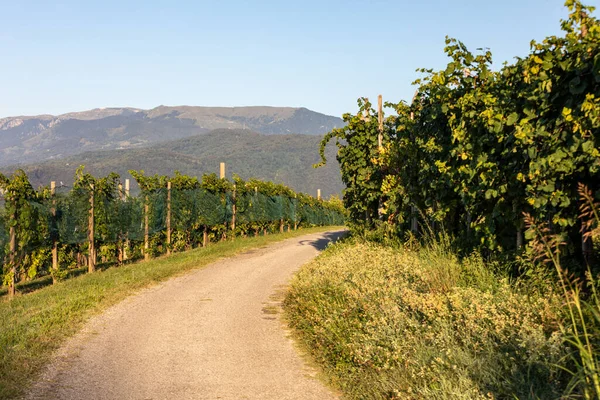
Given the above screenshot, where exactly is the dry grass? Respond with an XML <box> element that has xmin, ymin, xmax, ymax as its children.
<box><xmin>284</xmin><ymin>238</ymin><xmax>567</xmax><ymax>399</ymax></box>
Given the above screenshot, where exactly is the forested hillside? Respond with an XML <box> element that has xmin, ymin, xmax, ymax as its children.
<box><xmin>2</xmin><ymin>129</ymin><xmax>343</xmax><ymax>198</ymax></box>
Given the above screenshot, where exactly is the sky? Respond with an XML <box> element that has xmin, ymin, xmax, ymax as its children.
<box><xmin>0</xmin><ymin>0</ymin><xmax>581</xmax><ymax>118</ymax></box>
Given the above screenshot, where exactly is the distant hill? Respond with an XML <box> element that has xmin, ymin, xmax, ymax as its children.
<box><xmin>2</xmin><ymin>129</ymin><xmax>343</xmax><ymax>198</ymax></box>
<box><xmin>0</xmin><ymin>106</ymin><xmax>344</xmax><ymax>167</ymax></box>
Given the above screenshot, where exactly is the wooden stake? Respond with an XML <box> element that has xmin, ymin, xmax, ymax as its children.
<box><xmin>466</xmin><ymin>211</ymin><xmax>472</xmax><ymax>240</ymax></box>
<box><xmin>88</xmin><ymin>184</ymin><xmax>96</xmax><ymax>273</ymax></box>
<box><xmin>411</xmin><ymin>205</ymin><xmax>418</xmax><ymax>234</ymax></box>
<box><xmin>117</xmin><ymin>182</ymin><xmax>124</xmax><ymax>265</ymax></box>
<box><xmin>51</xmin><ymin>181</ymin><xmax>58</xmax><ymax>282</ymax></box>
<box><xmin>253</xmin><ymin>189</ymin><xmax>262</xmax><ymax>236</ymax></box>
<box><xmin>124</xmin><ymin>179</ymin><xmax>130</xmax><ymax>261</ymax></box>
<box><xmin>409</xmin><ymin>97</ymin><xmax>418</xmax><ymax>232</ymax></box>
<box><xmin>294</xmin><ymin>194</ymin><xmax>298</xmax><ymax>230</ymax></box>
<box><xmin>317</xmin><ymin>189</ymin><xmax>321</xmax><ymax>201</ymax></box>
<box><xmin>144</xmin><ymin>195</ymin><xmax>149</xmax><ymax>261</ymax></box>
<box><xmin>203</xmin><ymin>225</ymin><xmax>208</xmax><ymax>247</ymax></box>
<box><xmin>166</xmin><ymin>182</ymin><xmax>171</xmax><ymax>255</ymax></box>
<box><xmin>514</xmin><ymin>202</ymin><xmax>523</xmax><ymax>250</ymax></box>
<box><xmin>231</xmin><ymin>184</ymin><xmax>236</xmax><ymax>241</ymax></box>
<box><xmin>8</xmin><ymin>212</ymin><xmax>16</xmax><ymax>299</ymax></box>
<box><xmin>220</xmin><ymin>162</ymin><xmax>226</xmax><ymax>179</ymax></box>
<box><xmin>378</xmin><ymin>94</ymin><xmax>383</xmax><ymax>149</ymax></box>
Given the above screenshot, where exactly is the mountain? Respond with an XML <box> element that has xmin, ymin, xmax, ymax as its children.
<box><xmin>2</xmin><ymin>129</ymin><xmax>344</xmax><ymax>198</ymax></box>
<box><xmin>0</xmin><ymin>106</ymin><xmax>344</xmax><ymax>167</ymax></box>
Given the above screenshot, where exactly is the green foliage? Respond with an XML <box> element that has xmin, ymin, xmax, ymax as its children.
<box><xmin>128</xmin><ymin>169</ymin><xmax>168</xmax><ymax>193</ymax></box>
<box><xmin>318</xmin><ymin>0</ymin><xmax>600</xmax><ymax>263</ymax></box>
<box><xmin>0</xmin><ymin>170</ymin><xmax>50</xmax><ymax>286</ymax></box>
<box><xmin>0</xmin><ymin>168</ymin><xmax>345</xmax><ymax>290</ymax></box>
<box><xmin>317</xmin><ymin>98</ymin><xmax>385</xmax><ymax>226</ymax></box>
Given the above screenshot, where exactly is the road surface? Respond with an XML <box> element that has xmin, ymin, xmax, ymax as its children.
<box><xmin>26</xmin><ymin>230</ymin><xmax>345</xmax><ymax>400</ymax></box>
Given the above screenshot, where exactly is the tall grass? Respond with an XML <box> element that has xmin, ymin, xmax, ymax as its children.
<box><xmin>525</xmin><ymin>184</ymin><xmax>600</xmax><ymax>399</ymax></box>
<box><xmin>284</xmin><ymin>237</ymin><xmax>566</xmax><ymax>399</ymax></box>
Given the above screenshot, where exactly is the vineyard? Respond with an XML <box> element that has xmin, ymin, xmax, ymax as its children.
<box><xmin>0</xmin><ymin>166</ymin><xmax>344</xmax><ymax>298</ymax></box>
<box><xmin>286</xmin><ymin>1</ymin><xmax>600</xmax><ymax>398</ymax></box>
<box><xmin>319</xmin><ymin>0</ymin><xmax>599</xmax><ymax>267</ymax></box>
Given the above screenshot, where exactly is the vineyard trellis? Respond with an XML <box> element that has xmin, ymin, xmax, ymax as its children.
<box><xmin>318</xmin><ymin>0</ymin><xmax>600</xmax><ymax>268</ymax></box>
<box><xmin>0</xmin><ymin>167</ymin><xmax>345</xmax><ymax>299</ymax></box>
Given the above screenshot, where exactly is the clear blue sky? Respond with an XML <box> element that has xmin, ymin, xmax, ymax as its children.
<box><xmin>0</xmin><ymin>0</ymin><xmax>579</xmax><ymax>118</ymax></box>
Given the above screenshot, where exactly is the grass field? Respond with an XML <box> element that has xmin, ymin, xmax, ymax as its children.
<box><xmin>0</xmin><ymin>226</ymin><xmax>341</xmax><ymax>399</ymax></box>
<box><xmin>284</xmin><ymin>238</ymin><xmax>568</xmax><ymax>399</ymax></box>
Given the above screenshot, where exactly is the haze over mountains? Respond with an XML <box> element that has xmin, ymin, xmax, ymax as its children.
<box><xmin>0</xmin><ymin>106</ymin><xmax>344</xmax><ymax>167</ymax></box>
<box><xmin>0</xmin><ymin>106</ymin><xmax>345</xmax><ymax>197</ymax></box>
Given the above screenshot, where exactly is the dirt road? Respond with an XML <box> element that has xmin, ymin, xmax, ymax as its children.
<box><xmin>26</xmin><ymin>230</ymin><xmax>345</xmax><ymax>400</ymax></box>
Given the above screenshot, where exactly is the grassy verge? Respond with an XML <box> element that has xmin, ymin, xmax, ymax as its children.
<box><xmin>284</xmin><ymin>238</ymin><xmax>568</xmax><ymax>399</ymax></box>
<box><xmin>0</xmin><ymin>226</ymin><xmax>343</xmax><ymax>399</ymax></box>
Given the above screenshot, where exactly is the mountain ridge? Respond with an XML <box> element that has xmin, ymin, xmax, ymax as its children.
<box><xmin>0</xmin><ymin>105</ymin><xmax>343</xmax><ymax>167</ymax></box>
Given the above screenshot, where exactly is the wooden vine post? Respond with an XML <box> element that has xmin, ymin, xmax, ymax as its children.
<box><xmin>409</xmin><ymin>92</ymin><xmax>418</xmax><ymax>234</ymax></box>
<box><xmin>279</xmin><ymin>189</ymin><xmax>284</xmax><ymax>234</ymax></box>
<box><xmin>294</xmin><ymin>193</ymin><xmax>298</xmax><ymax>231</ymax></box>
<box><xmin>231</xmin><ymin>184</ymin><xmax>236</xmax><ymax>241</ymax></box>
<box><xmin>88</xmin><ymin>183</ymin><xmax>96</xmax><ymax>273</ymax></box>
<box><xmin>117</xmin><ymin>181</ymin><xmax>124</xmax><ymax>264</ymax></box>
<box><xmin>255</xmin><ymin>187</ymin><xmax>259</xmax><ymax>237</ymax></box>
<box><xmin>8</xmin><ymin>205</ymin><xmax>16</xmax><ymax>299</ymax></box>
<box><xmin>220</xmin><ymin>162</ymin><xmax>227</xmax><ymax>241</ymax></box>
<box><xmin>377</xmin><ymin>95</ymin><xmax>385</xmax><ymax>221</ymax></box>
<box><xmin>123</xmin><ymin>178</ymin><xmax>130</xmax><ymax>262</ymax></box>
<box><xmin>51</xmin><ymin>181</ymin><xmax>58</xmax><ymax>281</ymax></box>
<box><xmin>514</xmin><ymin>202</ymin><xmax>524</xmax><ymax>250</ymax></box>
<box><xmin>377</xmin><ymin>94</ymin><xmax>383</xmax><ymax>150</ymax></box>
<box><xmin>144</xmin><ymin>194</ymin><xmax>149</xmax><ymax>261</ymax></box>
<box><xmin>166</xmin><ymin>181</ymin><xmax>172</xmax><ymax>255</ymax></box>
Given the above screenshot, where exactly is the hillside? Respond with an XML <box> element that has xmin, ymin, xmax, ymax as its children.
<box><xmin>0</xmin><ymin>106</ymin><xmax>344</xmax><ymax>167</ymax></box>
<box><xmin>2</xmin><ymin>129</ymin><xmax>343</xmax><ymax>198</ymax></box>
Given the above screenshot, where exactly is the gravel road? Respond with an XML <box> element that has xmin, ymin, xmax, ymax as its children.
<box><xmin>26</xmin><ymin>230</ymin><xmax>345</xmax><ymax>400</ymax></box>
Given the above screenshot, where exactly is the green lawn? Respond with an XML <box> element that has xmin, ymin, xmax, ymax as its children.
<box><xmin>0</xmin><ymin>226</ymin><xmax>342</xmax><ymax>399</ymax></box>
